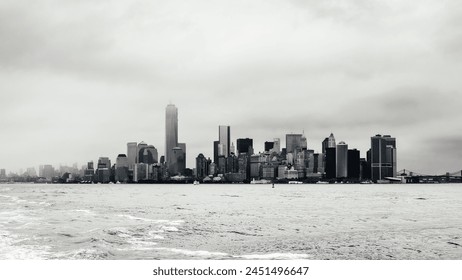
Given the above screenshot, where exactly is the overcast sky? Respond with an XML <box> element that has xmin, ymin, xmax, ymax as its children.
<box><xmin>1</xmin><ymin>0</ymin><xmax>462</xmax><ymax>175</ymax></box>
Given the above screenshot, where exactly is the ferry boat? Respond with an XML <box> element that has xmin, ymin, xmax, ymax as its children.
<box><xmin>288</xmin><ymin>181</ymin><xmax>303</xmax><ymax>184</ymax></box>
<box><xmin>250</xmin><ymin>179</ymin><xmax>271</xmax><ymax>184</ymax></box>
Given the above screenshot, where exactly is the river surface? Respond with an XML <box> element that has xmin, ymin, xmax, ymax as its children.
<box><xmin>0</xmin><ymin>183</ymin><xmax>461</xmax><ymax>260</ymax></box>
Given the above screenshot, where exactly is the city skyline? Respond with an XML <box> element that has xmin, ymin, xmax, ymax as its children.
<box><xmin>1</xmin><ymin>1</ymin><xmax>462</xmax><ymax>174</ymax></box>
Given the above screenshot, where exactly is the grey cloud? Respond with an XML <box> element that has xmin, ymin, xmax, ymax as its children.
<box><xmin>1</xmin><ymin>0</ymin><xmax>462</xmax><ymax>173</ymax></box>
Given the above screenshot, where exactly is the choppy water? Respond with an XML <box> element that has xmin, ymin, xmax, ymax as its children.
<box><xmin>0</xmin><ymin>183</ymin><xmax>461</xmax><ymax>260</ymax></box>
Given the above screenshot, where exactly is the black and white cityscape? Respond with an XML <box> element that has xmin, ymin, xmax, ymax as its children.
<box><xmin>2</xmin><ymin>103</ymin><xmax>403</xmax><ymax>184</ymax></box>
<box><xmin>3</xmin><ymin>101</ymin><xmax>462</xmax><ymax>184</ymax></box>
<box><xmin>1</xmin><ymin>1</ymin><xmax>462</xmax><ymax>261</ymax></box>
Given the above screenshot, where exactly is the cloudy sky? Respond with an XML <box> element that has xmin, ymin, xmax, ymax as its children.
<box><xmin>1</xmin><ymin>0</ymin><xmax>461</xmax><ymax>175</ymax></box>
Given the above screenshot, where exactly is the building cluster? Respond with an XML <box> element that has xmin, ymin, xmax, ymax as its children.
<box><xmin>196</xmin><ymin>130</ymin><xmax>397</xmax><ymax>183</ymax></box>
<box><xmin>0</xmin><ymin>104</ymin><xmax>397</xmax><ymax>184</ymax></box>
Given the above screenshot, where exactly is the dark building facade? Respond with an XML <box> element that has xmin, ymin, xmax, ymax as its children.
<box><xmin>195</xmin><ymin>153</ymin><xmax>208</xmax><ymax>179</ymax></box>
<box><xmin>325</xmin><ymin>147</ymin><xmax>336</xmax><ymax>179</ymax></box>
<box><xmin>360</xmin><ymin>158</ymin><xmax>371</xmax><ymax>180</ymax></box>
<box><xmin>286</xmin><ymin>134</ymin><xmax>303</xmax><ymax>154</ymax></box>
<box><xmin>213</xmin><ymin>140</ymin><xmax>219</xmax><ymax>164</ymax></box>
<box><xmin>371</xmin><ymin>134</ymin><xmax>397</xmax><ymax>181</ymax></box>
<box><xmin>264</xmin><ymin>141</ymin><xmax>274</xmax><ymax>152</ymax></box>
<box><xmin>236</xmin><ymin>138</ymin><xmax>253</xmax><ymax>155</ymax></box>
<box><xmin>347</xmin><ymin>149</ymin><xmax>360</xmax><ymax>180</ymax></box>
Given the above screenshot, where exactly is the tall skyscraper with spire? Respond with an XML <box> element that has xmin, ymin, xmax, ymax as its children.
<box><xmin>165</xmin><ymin>104</ymin><xmax>178</xmax><ymax>165</ymax></box>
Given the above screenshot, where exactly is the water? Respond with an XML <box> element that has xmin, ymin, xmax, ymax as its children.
<box><xmin>0</xmin><ymin>183</ymin><xmax>461</xmax><ymax>260</ymax></box>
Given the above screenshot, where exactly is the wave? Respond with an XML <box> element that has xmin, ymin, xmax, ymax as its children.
<box><xmin>117</xmin><ymin>214</ymin><xmax>155</xmax><ymax>222</ymax></box>
<box><xmin>104</xmin><ymin>227</ymin><xmax>160</xmax><ymax>251</ymax></box>
<box><xmin>148</xmin><ymin>231</ymin><xmax>165</xmax><ymax>239</ymax></box>
<box><xmin>117</xmin><ymin>215</ymin><xmax>184</xmax><ymax>226</ymax></box>
<box><xmin>155</xmin><ymin>247</ymin><xmax>229</xmax><ymax>257</ymax></box>
<box><xmin>0</xmin><ymin>230</ymin><xmax>50</xmax><ymax>260</ymax></box>
<box><xmin>0</xmin><ymin>194</ymin><xmax>52</xmax><ymax>207</ymax></box>
<box><xmin>239</xmin><ymin>253</ymin><xmax>311</xmax><ymax>260</ymax></box>
<box><xmin>74</xmin><ymin>209</ymin><xmax>94</xmax><ymax>215</ymax></box>
<box><xmin>54</xmin><ymin>248</ymin><xmax>115</xmax><ymax>260</ymax></box>
<box><xmin>160</xmin><ymin>226</ymin><xmax>179</xmax><ymax>232</ymax></box>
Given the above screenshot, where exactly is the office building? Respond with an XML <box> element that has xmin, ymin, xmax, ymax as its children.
<box><xmin>127</xmin><ymin>142</ymin><xmax>137</xmax><ymax>170</ymax></box>
<box><xmin>264</xmin><ymin>141</ymin><xmax>274</xmax><ymax>152</ymax></box>
<box><xmin>322</xmin><ymin>138</ymin><xmax>329</xmax><ymax>154</ymax></box>
<box><xmin>96</xmin><ymin>157</ymin><xmax>111</xmax><ymax>183</ymax></box>
<box><xmin>213</xmin><ymin>141</ymin><xmax>219</xmax><ymax>163</ymax></box>
<box><xmin>347</xmin><ymin>149</ymin><xmax>360</xmax><ymax>180</ymax></box>
<box><xmin>272</xmin><ymin>138</ymin><xmax>281</xmax><ymax>153</ymax></box>
<box><xmin>230</xmin><ymin>142</ymin><xmax>235</xmax><ymax>155</ymax></box>
<box><xmin>218</xmin><ymin>125</ymin><xmax>231</xmax><ymax>157</ymax></box>
<box><xmin>195</xmin><ymin>153</ymin><xmax>209</xmax><ymax>179</ymax></box>
<box><xmin>165</xmin><ymin>104</ymin><xmax>178</xmax><ymax>165</ymax></box>
<box><xmin>336</xmin><ymin>141</ymin><xmax>348</xmax><ymax>178</ymax></box>
<box><xmin>217</xmin><ymin>155</ymin><xmax>226</xmax><ymax>175</ymax></box>
<box><xmin>115</xmin><ymin>154</ymin><xmax>129</xmax><ymax>183</ymax></box>
<box><xmin>301</xmin><ymin>133</ymin><xmax>308</xmax><ymax>150</ymax></box>
<box><xmin>328</xmin><ymin>133</ymin><xmax>336</xmax><ymax>148</ymax></box>
<box><xmin>236</xmin><ymin>138</ymin><xmax>253</xmax><ymax>155</ymax></box>
<box><xmin>286</xmin><ymin>134</ymin><xmax>303</xmax><ymax>153</ymax></box>
<box><xmin>178</xmin><ymin>143</ymin><xmax>186</xmax><ymax>168</ymax></box>
<box><xmin>138</xmin><ymin>144</ymin><xmax>158</xmax><ymax>164</ymax></box>
<box><xmin>325</xmin><ymin>148</ymin><xmax>336</xmax><ymax>179</ymax></box>
<box><xmin>226</xmin><ymin>154</ymin><xmax>239</xmax><ymax>173</ymax></box>
<box><xmin>360</xmin><ymin>158</ymin><xmax>371</xmax><ymax>180</ymax></box>
<box><xmin>170</xmin><ymin>147</ymin><xmax>185</xmax><ymax>176</ymax></box>
<box><xmin>371</xmin><ymin>134</ymin><xmax>397</xmax><ymax>181</ymax></box>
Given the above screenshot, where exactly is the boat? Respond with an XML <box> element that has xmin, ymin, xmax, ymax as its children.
<box><xmin>250</xmin><ymin>179</ymin><xmax>271</xmax><ymax>184</ymax></box>
<box><xmin>316</xmin><ymin>181</ymin><xmax>329</xmax><ymax>184</ymax></box>
<box><xmin>360</xmin><ymin>180</ymin><xmax>373</xmax><ymax>184</ymax></box>
<box><xmin>193</xmin><ymin>180</ymin><xmax>200</xmax><ymax>185</ymax></box>
<box><xmin>288</xmin><ymin>181</ymin><xmax>303</xmax><ymax>184</ymax></box>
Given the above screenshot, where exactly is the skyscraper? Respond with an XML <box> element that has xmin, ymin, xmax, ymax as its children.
<box><xmin>96</xmin><ymin>157</ymin><xmax>111</xmax><ymax>183</ymax></box>
<box><xmin>115</xmin><ymin>154</ymin><xmax>129</xmax><ymax>182</ymax></box>
<box><xmin>127</xmin><ymin>142</ymin><xmax>137</xmax><ymax>170</ymax></box>
<box><xmin>195</xmin><ymin>153</ymin><xmax>208</xmax><ymax>179</ymax></box>
<box><xmin>336</xmin><ymin>141</ymin><xmax>348</xmax><ymax>178</ymax></box>
<box><xmin>301</xmin><ymin>133</ymin><xmax>308</xmax><ymax>150</ymax></box>
<box><xmin>230</xmin><ymin>142</ymin><xmax>235</xmax><ymax>155</ymax></box>
<box><xmin>286</xmin><ymin>134</ymin><xmax>303</xmax><ymax>154</ymax></box>
<box><xmin>138</xmin><ymin>145</ymin><xmax>158</xmax><ymax>164</ymax></box>
<box><xmin>218</xmin><ymin>125</ymin><xmax>230</xmax><ymax>157</ymax></box>
<box><xmin>371</xmin><ymin>134</ymin><xmax>397</xmax><ymax>181</ymax></box>
<box><xmin>137</xmin><ymin>141</ymin><xmax>148</xmax><ymax>161</ymax></box>
<box><xmin>322</xmin><ymin>138</ymin><xmax>329</xmax><ymax>154</ymax></box>
<box><xmin>328</xmin><ymin>133</ymin><xmax>336</xmax><ymax>148</ymax></box>
<box><xmin>264</xmin><ymin>141</ymin><xmax>274</xmax><ymax>152</ymax></box>
<box><xmin>272</xmin><ymin>138</ymin><xmax>281</xmax><ymax>153</ymax></box>
<box><xmin>236</xmin><ymin>138</ymin><xmax>253</xmax><ymax>155</ymax></box>
<box><xmin>178</xmin><ymin>143</ymin><xmax>186</xmax><ymax>169</ymax></box>
<box><xmin>213</xmin><ymin>140</ymin><xmax>219</xmax><ymax>163</ymax></box>
<box><xmin>165</xmin><ymin>104</ymin><xmax>178</xmax><ymax>165</ymax></box>
<box><xmin>171</xmin><ymin>147</ymin><xmax>185</xmax><ymax>175</ymax></box>
<box><xmin>347</xmin><ymin>149</ymin><xmax>360</xmax><ymax>180</ymax></box>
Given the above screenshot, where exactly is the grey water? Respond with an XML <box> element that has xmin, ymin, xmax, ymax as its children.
<box><xmin>0</xmin><ymin>183</ymin><xmax>461</xmax><ymax>260</ymax></box>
